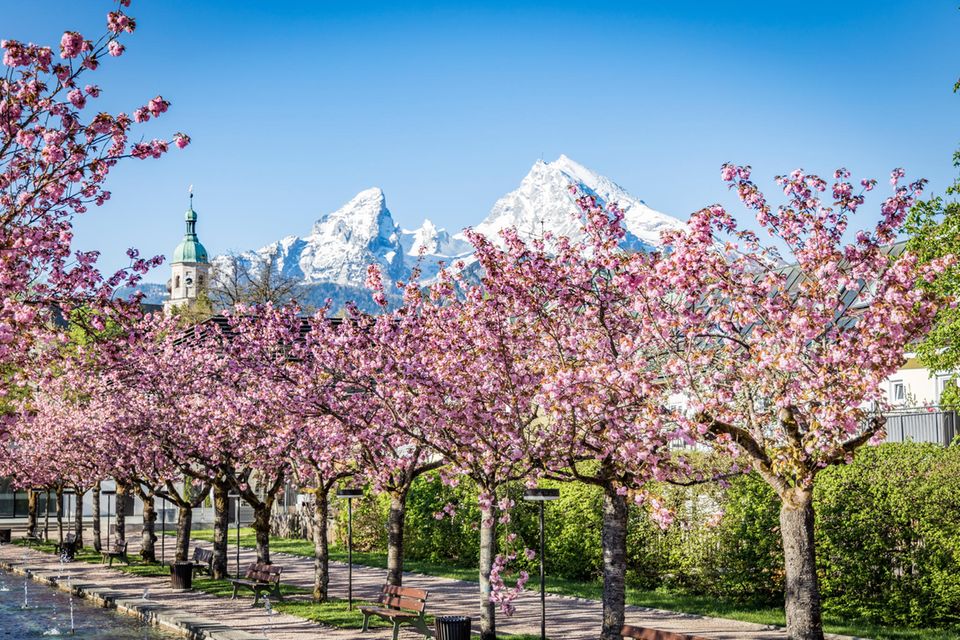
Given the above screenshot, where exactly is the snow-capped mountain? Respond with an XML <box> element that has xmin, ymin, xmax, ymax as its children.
<box><xmin>188</xmin><ymin>156</ymin><xmax>684</xmax><ymax>310</ymax></box>
<box><xmin>472</xmin><ymin>154</ymin><xmax>683</xmax><ymax>251</ymax></box>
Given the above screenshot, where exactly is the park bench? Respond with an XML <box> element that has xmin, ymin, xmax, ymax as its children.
<box><xmin>191</xmin><ymin>546</ymin><xmax>214</xmax><ymax>575</ymax></box>
<box><xmin>101</xmin><ymin>540</ymin><xmax>129</xmax><ymax>566</ymax></box>
<box><xmin>54</xmin><ymin>533</ymin><xmax>79</xmax><ymax>559</ymax></box>
<box><xmin>360</xmin><ymin>584</ymin><xmax>431</xmax><ymax>640</ymax></box>
<box><xmin>621</xmin><ymin>625</ymin><xmax>711</xmax><ymax>640</ymax></box>
<box><xmin>228</xmin><ymin>562</ymin><xmax>284</xmax><ymax>606</ymax></box>
<box><xmin>22</xmin><ymin>531</ymin><xmax>44</xmax><ymax>546</ymax></box>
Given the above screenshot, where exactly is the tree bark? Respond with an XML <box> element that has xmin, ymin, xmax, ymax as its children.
<box><xmin>140</xmin><ymin>494</ymin><xmax>157</xmax><ymax>562</ymax></box>
<box><xmin>386</xmin><ymin>490</ymin><xmax>407</xmax><ymax>586</ymax></box>
<box><xmin>780</xmin><ymin>489</ymin><xmax>824</xmax><ymax>640</ymax></box>
<box><xmin>252</xmin><ymin>501</ymin><xmax>273</xmax><ymax>564</ymax></box>
<box><xmin>115</xmin><ymin>484</ymin><xmax>127</xmax><ymax>542</ymax></box>
<box><xmin>601</xmin><ymin>485</ymin><xmax>628</xmax><ymax>640</ymax></box>
<box><xmin>312</xmin><ymin>488</ymin><xmax>330</xmax><ymax>602</ymax></box>
<box><xmin>74</xmin><ymin>489</ymin><xmax>84</xmax><ymax>547</ymax></box>
<box><xmin>92</xmin><ymin>482</ymin><xmax>101</xmax><ymax>552</ymax></box>
<box><xmin>26</xmin><ymin>490</ymin><xmax>38</xmax><ymax>538</ymax></box>
<box><xmin>478</xmin><ymin>500</ymin><xmax>498</xmax><ymax>640</ymax></box>
<box><xmin>175</xmin><ymin>504</ymin><xmax>192</xmax><ymax>562</ymax></box>
<box><xmin>212</xmin><ymin>483</ymin><xmax>230</xmax><ymax>579</ymax></box>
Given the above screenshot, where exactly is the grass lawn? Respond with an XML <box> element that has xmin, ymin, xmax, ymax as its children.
<box><xmin>175</xmin><ymin>528</ymin><xmax>958</xmax><ymax>640</ymax></box>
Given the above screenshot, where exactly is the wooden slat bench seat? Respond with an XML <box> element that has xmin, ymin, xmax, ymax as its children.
<box><xmin>621</xmin><ymin>624</ymin><xmax>712</xmax><ymax>640</ymax></box>
<box><xmin>22</xmin><ymin>532</ymin><xmax>44</xmax><ymax>546</ymax></box>
<box><xmin>192</xmin><ymin>546</ymin><xmax>214</xmax><ymax>575</ymax></box>
<box><xmin>228</xmin><ymin>562</ymin><xmax>283</xmax><ymax>606</ymax></box>
<box><xmin>54</xmin><ymin>533</ymin><xmax>79</xmax><ymax>558</ymax></box>
<box><xmin>101</xmin><ymin>540</ymin><xmax>129</xmax><ymax>566</ymax></box>
<box><xmin>360</xmin><ymin>584</ymin><xmax>431</xmax><ymax>640</ymax></box>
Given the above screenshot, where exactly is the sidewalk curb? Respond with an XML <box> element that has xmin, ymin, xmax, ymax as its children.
<box><xmin>0</xmin><ymin>557</ymin><xmax>267</xmax><ymax>640</ymax></box>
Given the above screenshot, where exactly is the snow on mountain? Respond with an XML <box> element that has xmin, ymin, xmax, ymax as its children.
<box><xmin>469</xmin><ymin>154</ymin><xmax>683</xmax><ymax>251</ymax></box>
<box><xmin>160</xmin><ymin>156</ymin><xmax>684</xmax><ymax>309</ymax></box>
<box><xmin>399</xmin><ymin>219</ymin><xmax>473</xmax><ymax>280</ymax></box>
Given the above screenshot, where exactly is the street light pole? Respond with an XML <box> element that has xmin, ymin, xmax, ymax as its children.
<box><xmin>160</xmin><ymin>496</ymin><xmax>166</xmax><ymax>566</ymax></box>
<box><xmin>336</xmin><ymin>488</ymin><xmax>363</xmax><ymax>610</ymax></box>
<box><xmin>228</xmin><ymin>492</ymin><xmax>241</xmax><ymax>579</ymax></box>
<box><xmin>101</xmin><ymin>490</ymin><xmax>116</xmax><ymax>550</ymax></box>
<box><xmin>523</xmin><ymin>487</ymin><xmax>560</xmax><ymax>640</ymax></box>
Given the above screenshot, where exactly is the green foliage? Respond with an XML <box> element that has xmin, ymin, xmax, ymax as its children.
<box><xmin>905</xmin><ymin>147</ymin><xmax>960</xmax><ymax>377</ymax></box>
<box><xmin>816</xmin><ymin>443</ymin><xmax>960</xmax><ymax>627</ymax></box>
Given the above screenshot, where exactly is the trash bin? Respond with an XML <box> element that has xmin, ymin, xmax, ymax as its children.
<box><xmin>170</xmin><ymin>561</ymin><xmax>194</xmax><ymax>591</ymax></box>
<box><xmin>435</xmin><ymin>616</ymin><xmax>472</xmax><ymax>640</ymax></box>
<box><xmin>0</xmin><ymin>529</ymin><xmax>11</xmax><ymax>544</ymax></box>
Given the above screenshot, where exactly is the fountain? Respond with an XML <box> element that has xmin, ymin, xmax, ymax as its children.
<box><xmin>1</xmin><ymin>568</ymin><xmax>179</xmax><ymax>639</ymax></box>
<box><xmin>68</xmin><ymin>575</ymin><xmax>76</xmax><ymax>635</ymax></box>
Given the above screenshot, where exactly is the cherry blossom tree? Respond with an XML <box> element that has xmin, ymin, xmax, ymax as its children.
<box><xmin>0</xmin><ymin>1</ymin><xmax>187</xmax><ymax>383</ymax></box>
<box><xmin>466</xmin><ymin>199</ymin><xmax>694</xmax><ymax>640</ymax></box>
<box><xmin>648</xmin><ymin>165</ymin><xmax>953</xmax><ymax>640</ymax></box>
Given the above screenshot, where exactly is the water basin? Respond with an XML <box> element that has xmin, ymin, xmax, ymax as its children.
<box><xmin>0</xmin><ymin>569</ymin><xmax>180</xmax><ymax>639</ymax></box>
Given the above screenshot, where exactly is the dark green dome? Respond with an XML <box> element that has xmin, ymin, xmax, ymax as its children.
<box><xmin>173</xmin><ymin>206</ymin><xmax>208</xmax><ymax>264</ymax></box>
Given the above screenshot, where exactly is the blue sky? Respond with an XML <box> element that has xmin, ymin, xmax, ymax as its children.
<box><xmin>5</xmin><ymin>1</ymin><xmax>959</xmax><ymax>278</ymax></box>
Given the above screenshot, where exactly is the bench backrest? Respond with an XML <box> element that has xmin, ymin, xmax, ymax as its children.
<box><xmin>243</xmin><ymin>562</ymin><xmax>282</xmax><ymax>584</ymax></box>
<box><xmin>621</xmin><ymin>625</ymin><xmax>711</xmax><ymax>640</ymax></box>
<box><xmin>109</xmin><ymin>540</ymin><xmax>127</xmax><ymax>554</ymax></box>
<box><xmin>193</xmin><ymin>547</ymin><xmax>214</xmax><ymax>564</ymax></box>
<box><xmin>377</xmin><ymin>584</ymin><xmax>427</xmax><ymax>614</ymax></box>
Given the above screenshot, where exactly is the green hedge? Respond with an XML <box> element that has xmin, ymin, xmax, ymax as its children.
<box><xmin>333</xmin><ymin>442</ymin><xmax>960</xmax><ymax>629</ymax></box>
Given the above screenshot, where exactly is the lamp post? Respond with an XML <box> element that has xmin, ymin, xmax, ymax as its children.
<box><xmin>228</xmin><ymin>492</ymin><xmax>242</xmax><ymax>579</ymax></box>
<box><xmin>63</xmin><ymin>488</ymin><xmax>75</xmax><ymax>535</ymax></box>
<box><xmin>160</xmin><ymin>496</ymin><xmax>167</xmax><ymax>566</ymax></box>
<box><xmin>101</xmin><ymin>490</ymin><xmax>116</xmax><ymax>550</ymax></box>
<box><xmin>523</xmin><ymin>487</ymin><xmax>560</xmax><ymax>640</ymax></box>
<box><xmin>336</xmin><ymin>488</ymin><xmax>363</xmax><ymax>610</ymax></box>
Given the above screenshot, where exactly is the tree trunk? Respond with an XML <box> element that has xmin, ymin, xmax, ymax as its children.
<box><xmin>56</xmin><ymin>488</ymin><xmax>64</xmax><ymax>546</ymax></box>
<box><xmin>115</xmin><ymin>484</ymin><xmax>127</xmax><ymax>542</ymax></box>
<box><xmin>92</xmin><ymin>482</ymin><xmax>102</xmax><ymax>552</ymax></box>
<box><xmin>312</xmin><ymin>488</ymin><xmax>330</xmax><ymax>602</ymax></box>
<box><xmin>27</xmin><ymin>490</ymin><xmax>38</xmax><ymax>538</ymax></box>
<box><xmin>386</xmin><ymin>490</ymin><xmax>407</xmax><ymax>586</ymax></box>
<box><xmin>212</xmin><ymin>483</ymin><xmax>230</xmax><ymax>579</ymax></box>
<box><xmin>601</xmin><ymin>486</ymin><xmax>628</xmax><ymax>640</ymax></box>
<box><xmin>140</xmin><ymin>494</ymin><xmax>157</xmax><ymax>562</ymax></box>
<box><xmin>478</xmin><ymin>500</ymin><xmax>498</xmax><ymax>640</ymax></box>
<box><xmin>175</xmin><ymin>504</ymin><xmax>192</xmax><ymax>562</ymax></box>
<box><xmin>74</xmin><ymin>489</ymin><xmax>84</xmax><ymax>547</ymax></box>
<box><xmin>253</xmin><ymin>502</ymin><xmax>272</xmax><ymax>564</ymax></box>
<box><xmin>780</xmin><ymin>489</ymin><xmax>824</xmax><ymax>640</ymax></box>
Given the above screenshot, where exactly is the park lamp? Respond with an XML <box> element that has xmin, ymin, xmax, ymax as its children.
<box><xmin>522</xmin><ymin>488</ymin><xmax>560</xmax><ymax>502</ymax></box>
<box><xmin>523</xmin><ymin>487</ymin><xmax>560</xmax><ymax>640</ymax></box>
<box><xmin>337</xmin><ymin>488</ymin><xmax>364</xmax><ymax>610</ymax></box>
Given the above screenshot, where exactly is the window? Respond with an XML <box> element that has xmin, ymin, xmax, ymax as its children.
<box><xmin>936</xmin><ymin>375</ymin><xmax>953</xmax><ymax>404</ymax></box>
<box><xmin>174</xmin><ymin>275</ymin><xmax>181</xmax><ymax>290</ymax></box>
<box><xmin>890</xmin><ymin>380</ymin><xmax>906</xmax><ymax>403</ymax></box>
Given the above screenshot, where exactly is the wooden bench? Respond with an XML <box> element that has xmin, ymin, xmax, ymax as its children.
<box><xmin>54</xmin><ymin>533</ymin><xmax>79</xmax><ymax>559</ymax></box>
<box><xmin>228</xmin><ymin>562</ymin><xmax>284</xmax><ymax>606</ymax></box>
<box><xmin>101</xmin><ymin>540</ymin><xmax>129</xmax><ymax>566</ymax></box>
<box><xmin>621</xmin><ymin>625</ymin><xmax>711</xmax><ymax>640</ymax></box>
<box><xmin>192</xmin><ymin>546</ymin><xmax>214</xmax><ymax>576</ymax></box>
<box><xmin>22</xmin><ymin>532</ymin><xmax>44</xmax><ymax>546</ymax></box>
<box><xmin>360</xmin><ymin>584</ymin><xmax>431</xmax><ymax>640</ymax></box>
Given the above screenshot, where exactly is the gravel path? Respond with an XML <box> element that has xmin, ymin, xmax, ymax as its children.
<box><xmin>0</xmin><ymin>529</ymin><xmax>864</xmax><ymax>639</ymax></box>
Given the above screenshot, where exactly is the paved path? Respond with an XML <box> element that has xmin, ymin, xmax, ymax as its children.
<box><xmin>0</xmin><ymin>529</ymin><xmax>865</xmax><ymax>640</ymax></box>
